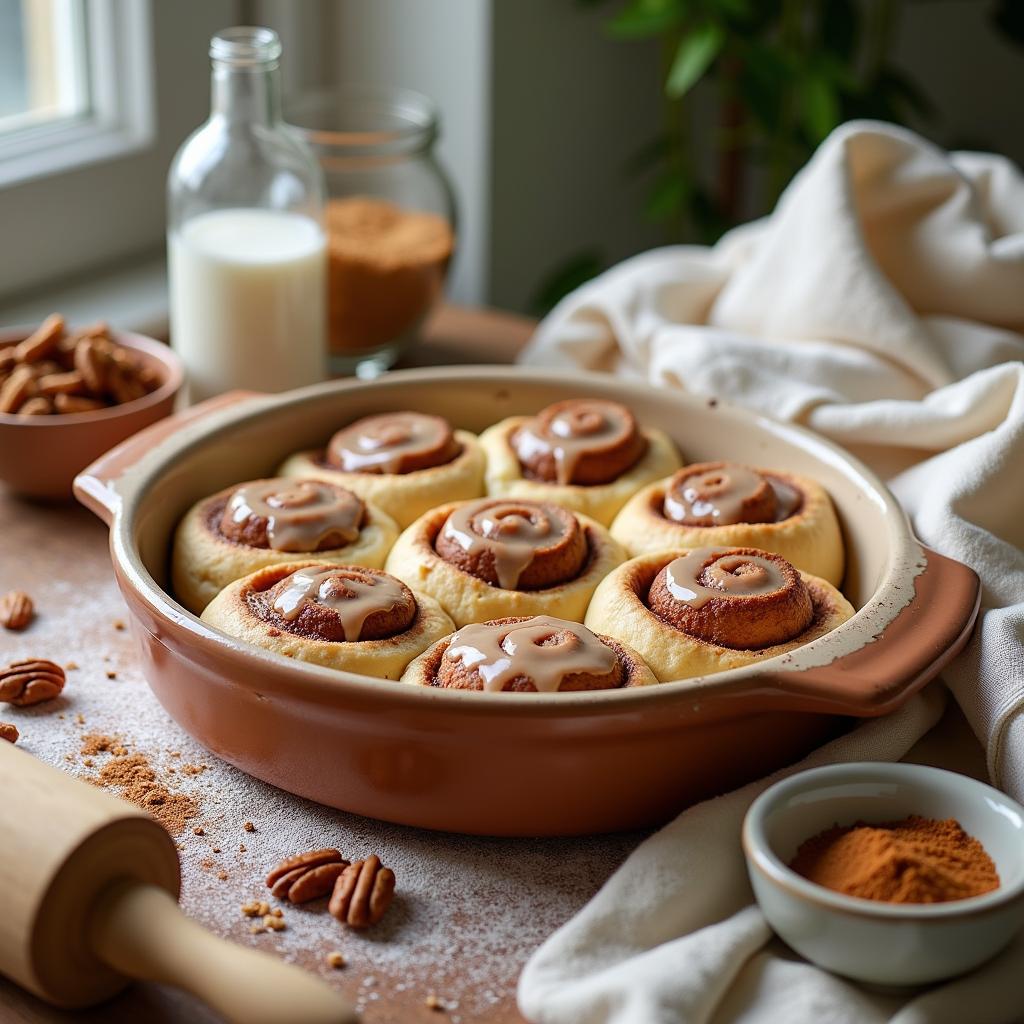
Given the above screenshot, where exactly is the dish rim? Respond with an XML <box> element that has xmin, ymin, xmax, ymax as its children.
<box><xmin>88</xmin><ymin>365</ymin><xmax>921</xmax><ymax>712</ymax></box>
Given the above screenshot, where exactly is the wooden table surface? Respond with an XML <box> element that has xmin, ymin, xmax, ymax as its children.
<box><xmin>0</xmin><ymin>304</ymin><xmax>987</xmax><ymax>1024</ymax></box>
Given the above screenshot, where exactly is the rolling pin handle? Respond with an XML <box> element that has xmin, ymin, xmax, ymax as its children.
<box><xmin>89</xmin><ymin>880</ymin><xmax>357</xmax><ymax>1024</ymax></box>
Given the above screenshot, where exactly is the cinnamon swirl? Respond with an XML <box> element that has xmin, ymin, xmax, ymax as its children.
<box><xmin>172</xmin><ymin>478</ymin><xmax>399</xmax><ymax>613</ymax></box>
<box><xmin>610</xmin><ymin>462</ymin><xmax>844</xmax><ymax>584</ymax></box>
<box><xmin>384</xmin><ymin>497</ymin><xmax>626</xmax><ymax>626</ymax></box>
<box><xmin>401</xmin><ymin>615</ymin><xmax>656</xmax><ymax>691</ymax></box>
<box><xmin>479</xmin><ymin>398</ymin><xmax>681</xmax><ymax>525</ymax></box>
<box><xmin>201</xmin><ymin>563</ymin><xmax>454</xmax><ymax>678</ymax></box>
<box><xmin>278</xmin><ymin>411</ymin><xmax>486</xmax><ymax>527</ymax></box>
<box><xmin>585</xmin><ymin>546</ymin><xmax>854</xmax><ymax>682</ymax></box>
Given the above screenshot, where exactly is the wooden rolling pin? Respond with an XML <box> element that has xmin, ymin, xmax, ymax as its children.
<box><xmin>0</xmin><ymin>739</ymin><xmax>356</xmax><ymax>1023</ymax></box>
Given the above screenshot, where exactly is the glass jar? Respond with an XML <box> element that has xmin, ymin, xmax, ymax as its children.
<box><xmin>167</xmin><ymin>27</ymin><xmax>327</xmax><ymax>403</ymax></box>
<box><xmin>288</xmin><ymin>86</ymin><xmax>457</xmax><ymax>378</ymax></box>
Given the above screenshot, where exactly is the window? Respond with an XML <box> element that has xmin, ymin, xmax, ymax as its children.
<box><xmin>0</xmin><ymin>0</ymin><xmax>235</xmax><ymax>305</ymax></box>
<box><xmin>0</xmin><ymin>0</ymin><xmax>89</xmax><ymax>134</ymax></box>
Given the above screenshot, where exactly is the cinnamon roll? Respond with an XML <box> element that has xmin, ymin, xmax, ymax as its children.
<box><xmin>201</xmin><ymin>563</ymin><xmax>454</xmax><ymax>678</ymax></box>
<box><xmin>172</xmin><ymin>478</ymin><xmax>399</xmax><ymax>613</ymax></box>
<box><xmin>384</xmin><ymin>497</ymin><xmax>626</xmax><ymax>627</ymax></box>
<box><xmin>401</xmin><ymin>615</ymin><xmax>656</xmax><ymax>691</ymax></box>
<box><xmin>610</xmin><ymin>462</ymin><xmax>844</xmax><ymax>584</ymax></box>
<box><xmin>278</xmin><ymin>411</ymin><xmax>485</xmax><ymax>528</ymax></box>
<box><xmin>479</xmin><ymin>398</ymin><xmax>681</xmax><ymax>525</ymax></box>
<box><xmin>585</xmin><ymin>547</ymin><xmax>854</xmax><ymax>682</ymax></box>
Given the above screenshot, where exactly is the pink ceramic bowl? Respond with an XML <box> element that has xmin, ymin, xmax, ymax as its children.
<box><xmin>74</xmin><ymin>369</ymin><xmax>980</xmax><ymax>836</ymax></box>
<box><xmin>0</xmin><ymin>326</ymin><xmax>183</xmax><ymax>500</ymax></box>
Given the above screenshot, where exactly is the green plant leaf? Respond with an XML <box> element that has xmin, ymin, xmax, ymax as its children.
<box><xmin>530</xmin><ymin>250</ymin><xmax>606</xmax><ymax>316</ymax></box>
<box><xmin>666</xmin><ymin>22</ymin><xmax>725</xmax><ymax>97</ymax></box>
<box><xmin>801</xmin><ymin>71</ymin><xmax>840</xmax><ymax>144</ymax></box>
<box><xmin>645</xmin><ymin>172</ymin><xmax>687</xmax><ymax>221</ymax></box>
<box><xmin>606</xmin><ymin>0</ymin><xmax>685</xmax><ymax>39</ymax></box>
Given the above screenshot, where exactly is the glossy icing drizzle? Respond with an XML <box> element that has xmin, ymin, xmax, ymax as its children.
<box><xmin>514</xmin><ymin>399</ymin><xmax>636</xmax><ymax>485</ymax></box>
<box><xmin>444</xmin><ymin>616</ymin><xmax>618</xmax><ymax>692</ymax></box>
<box><xmin>441</xmin><ymin>500</ymin><xmax>569</xmax><ymax>589</ymax></box>
<box><xmin>271</xmin><ymin>566</ymin><xmax>404</xmax><ymax>640</ymax></box>
<box><xmin>226</xmin><ymin>480</ymin><xmax>363</xmax><ymax>551</ymax></box>
<box><xmin>664</xmin><ymin>548</ymin><xmax>787</xmax><ymax>608</ymax></box>
<box><xmin>328</xmin><ymin>412</ymin><xmax>454</xmax><ymax>474</ymax></box>
<box><xmin>663</xmin><ymin>464</ymin><xmax>800</xmax><ymax>525</ymax></box>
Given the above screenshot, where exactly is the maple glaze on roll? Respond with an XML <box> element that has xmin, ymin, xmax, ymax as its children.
<box><xmin>661</xmin><ymin>462</ymin><xmax>801</xmax><ymax>527</ymax></box>
<box><xmin>434</xmin><ymin>498</ymin><xmax>587</xmax><ymax>590</ymax></box>
<box><xmin>584</xmin><ymin>546</ymin><xmax>854</xmax><ymax>682</ymax></box>
<box><xmin>278</xmin><ymin>412</ymin><xmax>487</xmax><ymax>529</ymax></box>
<box><xmin>171</xmin><ymin>477</ymin><xmax>399</xmax><ymax>615</ymax></box>
<box><xmin>253</xmin><ymin>565</ymin><xmax>415</xmax><ymax>642</ymax></box>
<box><xmin>327</xmin><ymin>411</ymin><xmax>460</xmax><ymax>474</ymax></box>
<box><xmin>384</xmin><ymin>498</ymin><xmax>626</xmax><ymax>628</ymax></box>
<box><xmin>219</xmin><ymin>479</ymin><xmax>365</xmax><ymax>551</ymax></box>
<box><xmin>647</xmin><ymin>547</ymin><xmax>813</xmax><ymax>649</ymax></box>
<box><xmin>610</xmin><ymin>462</ymin><xmax>844</xmax><ymax>585</ymax></box>
<box><xmin>201</xmin><ymin>561</ymin><xmax>455</xmax><ymax>679</ymax></box>
<box><xmin>401</xmin><ymin>615</ymin><xmax>658</xmax><ymax>692</ymax></box>
<box><xmin>479</xmin><ymin>398</ymin><xmax>681</xmax><ymax>526</ymax></box>
<box><xmin>510</xmin><ymin>399</ymin><xmax>647</xmax><ymax>486</ymax></box>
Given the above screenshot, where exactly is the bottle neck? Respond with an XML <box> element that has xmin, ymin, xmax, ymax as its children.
<box><xmin>210</xmin><ymin>61</ymin><xmax>281</xmax><ymax>127</ymax></box>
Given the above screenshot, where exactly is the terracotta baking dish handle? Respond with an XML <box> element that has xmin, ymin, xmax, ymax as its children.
<box><xmin>754</xmin><ymin>546</ymin><xmax>980</xmax><ymax>717</ymax></box>
<box><xmin>74</xmin><ymin>391</ymin><xmax>261</xmax><ymax>526</ymax></box>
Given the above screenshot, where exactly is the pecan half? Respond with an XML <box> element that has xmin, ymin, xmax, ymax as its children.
<box><xmin>0</xmin><ymin>659</ymin><xmax>65</xmax><ymax>705</ymax></box>
<box><xmin>0</xmin><ymin>591</ymin><xmax>34</xmax><ymax>631</ymax></box>
<box><xmin>14</xmin><ymin>313</ymin><xmax>63</xmax><ymax>363</ymax></box>
<box><xmin>0</xmin><ymin>365</ymin><xmax>35</xmax><ymax>414</ymax></box>
<box><xmin>0</xmin><ymin>722</ymin><xmax>18</xmax><ymax>744</ymax></box>
<box><xmin>17</xmin><ymin>397</ymin><xmax>52</xmax><ymax>416</ymax></box>
<box><xmin>328</xmin><ymin>855</ymin><xmax>395</xmax><ymax>929</ymax></box>
<box><xmin>74</xmin><ymin>337</ymin><xmax>108</xmax><ymax>393</ymax></box>
<box><xmin>266</xmin><ymin>848</ymin><xmax>349</xmax><ymax>903</ymax></box>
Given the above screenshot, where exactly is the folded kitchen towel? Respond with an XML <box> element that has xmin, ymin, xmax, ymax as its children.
<box><xmin>517</xmin><ymin>121</ymin><xmax>1024</xmax><ymax>1023</ymax></box>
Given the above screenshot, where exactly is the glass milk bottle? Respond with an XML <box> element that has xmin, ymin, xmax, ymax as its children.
<box><xmin>167</xmin><ymin>27</ymin><xmax>326</xmax><ymax>403</ymax></box>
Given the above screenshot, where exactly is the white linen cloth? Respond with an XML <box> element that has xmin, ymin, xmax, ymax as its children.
<box><xmin>517</xmin><ymin>121</ymin><xmax>1024</xmax><ymax>1024</ymax></box>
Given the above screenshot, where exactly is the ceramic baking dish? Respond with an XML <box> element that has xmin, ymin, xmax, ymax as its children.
<box><xmin>74</xmin><ymin>368</ymin><xmax>980</xmax><ymax>836</ymax></box>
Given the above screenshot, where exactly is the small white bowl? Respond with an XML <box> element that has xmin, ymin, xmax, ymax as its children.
<box><xmin>743</xmin><ymin>762</ymin><xmax>1024</xmax><ymax>986</ymax></box>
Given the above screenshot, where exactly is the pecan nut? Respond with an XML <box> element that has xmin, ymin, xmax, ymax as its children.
<box><xmin>0</xmin><ymin>591</ymin><xmax>34</xmax><ymax>631</ymax></box>
<box><xmin>17</xmin><ymin>397</ymin><xmax>52</xmax><ymax>416</ymax></box>
<box><xmin>0</xmin><ymin>722</ymin><xmax>18</xmax><ymax>744</ymax></box>
<box><xmin>266</xmin><ymin>848</ymin><xmax>349</xmax><ymax>903</ymax></box>
<box><xmin>328</xmin><ymin>855</ymin><xmax>395</xmax><ymax>929</ymax></box>
<box><xmin>14</xmin><ymin>313</ymin><xmax>63</xmax><ymax>363</ymax></box>
<box><xmin>0</xmin><ymin>366</ymin><xmax>35</xmax><ymax>414</ymax></box>
<box><xmin>0</xmin><ymin>659</ymin><xmax>65</xmax><ymax>705</ymax></box>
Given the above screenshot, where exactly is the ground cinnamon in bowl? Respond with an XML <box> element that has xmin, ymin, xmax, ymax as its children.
<box><xmin>790</xmin><ymin>815</ymin><xmax>999</xmax><ymax>903</ymax></box>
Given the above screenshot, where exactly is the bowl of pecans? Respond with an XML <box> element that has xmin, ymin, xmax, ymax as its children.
<box><xmin>0</xmin><ymin>314</ymin><xmax>183</xmax><ymax>499</ymax></box>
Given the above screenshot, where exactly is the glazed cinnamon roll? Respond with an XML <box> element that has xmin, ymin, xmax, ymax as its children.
<box><xmin>401</xmin><ymin>615</ymin><xmax>656</xmax><ymax>691</ymax></box>
<box><xmin>172</xmin><ymin>478</ymin><xmax>400</xmax><ymax>613</ymax></box>
<box><xmin>201</xmin><ymin>563</ymin><xmax>454</xmax><ymax>678</ymax></box>
<box><xmin>585</xmin><ymin>547</ymin><xmax>854</xmax><ymax>682</ymax></box>
<box><xmin>384</xmin><ymin>497</ymin><xmax>625</xmax><ymax>627</ymax></box>
<box><xmin>610</xmin><ymin>462</ymin><xmax>844</xmax><ymax>584</ymax></box>
<box><xmin>479</xmin><ymin>398</ymin><xmax>681</xmax><ymax>525</ymax></box>
<box><xmin>278</xmin><ymin>411</ymin><xmax>486</xmax><ymax>528</ymax></box>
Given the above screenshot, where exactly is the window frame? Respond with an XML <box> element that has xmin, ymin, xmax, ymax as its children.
<box><xmin>0</xmin><ymin>0</ymin><xmax>155</xmax><ymax>189</ymax></box>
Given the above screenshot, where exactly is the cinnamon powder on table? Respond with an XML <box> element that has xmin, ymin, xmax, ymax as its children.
<box><xmin>790</xmin><ymin>815</ymin><xmax>999</xmax><ymax>903</ymax></box>
<box><xmin>83</xmin><ymin>734</ymin><xmax>198</xmax><ymax>835</ymax></box>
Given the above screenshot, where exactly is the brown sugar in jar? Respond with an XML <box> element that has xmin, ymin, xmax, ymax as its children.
<box><xmin>790</xmin><ymin>815</ymin><xmax>999</xmax><ymax>904</ymax></box>
<box><xmin>325</xmin><ymin>196</ymin><xmax>454</xmax><ymax>356</ymax></box>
